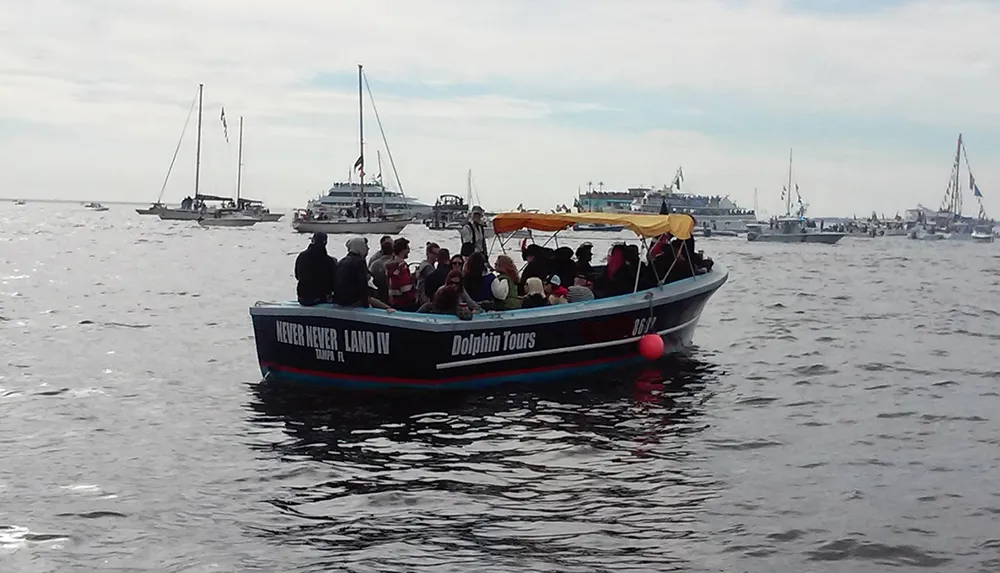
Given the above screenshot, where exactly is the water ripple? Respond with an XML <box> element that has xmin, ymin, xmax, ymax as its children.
<box><xmin>2</xmin><ymin>206</ymin><xmax>1000</xmax><ymax>571</ymax></box>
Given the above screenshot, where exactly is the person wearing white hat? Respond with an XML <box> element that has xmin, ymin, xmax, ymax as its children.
<box><xmin>460</xmin><ymin>205</ymin><xmax>488</xmax><ymax>256</ymax></box>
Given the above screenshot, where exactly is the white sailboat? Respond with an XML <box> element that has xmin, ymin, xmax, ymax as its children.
<box><xmin>198</xmin><ymin>116</ymin><xmax>259</xmax><ymax>229</ymax></box>
<box><xmin>292</xmin><ymin>64</ymin><xmax>414</xmax><ymax>235</ymax></box>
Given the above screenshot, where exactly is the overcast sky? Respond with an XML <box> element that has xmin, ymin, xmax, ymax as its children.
<box><xmin>2</xmin><ymin>0</ymin><xmax>998</xmax><ymax>217</ymax></box>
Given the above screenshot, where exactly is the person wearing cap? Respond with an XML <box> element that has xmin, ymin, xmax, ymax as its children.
<box><xmin>460</xmin><ymin>205</ymin><xmax>488</xmax><ymax>257</ymax></box>
<box><xmin>544</xmin><ymin>274</ymin><xmax>569</xmax><ymax>305</ymax></box>
<box><xmin>294</xmin><ymin>232</ymin><xmax>338</xmax><ymax>306</ymax></box>
<box><xmin>333</xmin><ymin>236</ymin><xmax>394</xmax><ymax>312</ymax></box>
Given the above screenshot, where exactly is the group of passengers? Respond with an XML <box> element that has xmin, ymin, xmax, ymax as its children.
<box><xmin>294</xmin><ymin>211</ymin><xmax>713</xmax><ymax>317</ymax></box>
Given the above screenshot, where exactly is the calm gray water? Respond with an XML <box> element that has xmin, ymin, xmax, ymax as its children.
<box><xmin>2</xmin><ymin>203</ymin><xmax>999</xmax><ymax>572</ymax></box>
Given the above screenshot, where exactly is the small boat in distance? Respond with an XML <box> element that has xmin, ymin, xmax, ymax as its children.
<box><xmin>249</xmin><ymin>211</ymin><xmax>728</xmax><ymax>390</ymax></box>
<box><xmin>747</xmin><ymin>149</ymin><xmax>845</xmax><ymax>244</ymax></box>
<box><xmin>971</xmin><ymin>225</ymin><xmax>994</xmax><ymax>243</ymax></box>
<box><xmin>13</xmin><ymin>199</ymin><xmax>26</xmax><ymax>205</ymax></box>
<box><xmin>83</xmin><ymin>202</ymin><xmax>109</xmax><ymax>211</ymax></box>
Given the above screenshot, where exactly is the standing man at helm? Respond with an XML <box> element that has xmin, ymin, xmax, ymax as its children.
<box><xmin>460</xmin><ymin>205</ymin><xmax>488</xmax><ymax>257</ymax></box>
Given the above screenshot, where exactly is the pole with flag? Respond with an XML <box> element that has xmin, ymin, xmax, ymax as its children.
<box><xmin>220</xmin><ymin>107</ymin><xmax>229</xmax><ymax>143</ymax></box>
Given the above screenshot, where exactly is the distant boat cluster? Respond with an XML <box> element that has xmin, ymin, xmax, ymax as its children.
<box><xmin>12</xmin><ymin>66</ymin><xmax>993</xmax><ymax>245</ymax></box>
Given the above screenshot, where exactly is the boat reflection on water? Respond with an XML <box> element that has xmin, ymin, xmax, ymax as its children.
<box><xmin>246</xmin><ymin>352</ymin><xmax>721</xmax><ymax>462</ymax></box>
<box><xmin>243</xmin><ymin>352</ymin><xmax>723</xmax><ymax>568</ymax></box>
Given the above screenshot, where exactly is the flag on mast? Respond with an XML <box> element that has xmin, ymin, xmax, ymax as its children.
<box><xmin>220</xmin><ymin>107</ymin><xmax>229</xmax><ymax>143</ymax></box>
<box><xmin>354</xmin><ymin>155</ymin><xmax>365</xmax><ymax>178</ymax></box>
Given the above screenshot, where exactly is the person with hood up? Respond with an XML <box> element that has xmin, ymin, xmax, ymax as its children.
<box><xmin>333</xmin><ymin>236</ymin><xmax>394</xmax><ymax>312</ymax></box>
<box><xmin>294</xmin><ymin>232</ymin><xmax>338</xmax><ymax>306</ymax></box>
<box><xmin>460</xmin><ymin>205</ymin><xmax>488</xmax><ymax>256</ymax></box>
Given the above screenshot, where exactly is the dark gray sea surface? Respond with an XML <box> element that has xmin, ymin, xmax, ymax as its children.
<box><xmin>2</xmin><ymin>203</ymin><xmax>999</xmax><ymax>572</ymax></box>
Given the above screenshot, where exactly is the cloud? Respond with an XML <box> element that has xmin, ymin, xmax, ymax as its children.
<box><xmin>0</xmin><ymin>0</ymin><xmax>998</xmax><ymax>217</ymax></box>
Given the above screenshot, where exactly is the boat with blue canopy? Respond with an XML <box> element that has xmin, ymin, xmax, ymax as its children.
<box><xmin>249</xmin><ymin>211</ymin><xmax>728</xmax><ymax>390</ymax></box>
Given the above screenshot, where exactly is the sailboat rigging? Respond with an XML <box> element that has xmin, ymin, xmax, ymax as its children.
<box><xmin>745</xmin><ymin>148</ymin><xmax>845</xmax><ymax>244</ymax></box>
<box><xmin>292</xmin><ymin>64</ymin><xmax>414</xmax><ymax>234</ymax></box>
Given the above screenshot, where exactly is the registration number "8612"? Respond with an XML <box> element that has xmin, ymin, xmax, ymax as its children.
<box><xmin>631</xmin><ymin>317</ymin><xmax>657</xmax><ymax>336</ymax></box>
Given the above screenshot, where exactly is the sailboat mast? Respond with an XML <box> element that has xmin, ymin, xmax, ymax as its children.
<box><xmin>467</xmin><ymin>169</ymin><xmax>473</xmax><ymax>211</ymax></box>
<box><xmin>378</xmin><ymin>150</ymin><xmax>385</xmax><ymax>211</ymax></box>
<box><xmin>195</xmin><ymin>83</ymin><xmax>203</xmax><ymax>197</ymax></box>
<box><xmin>786</xmin><ymin>148</ymin><xmax>793</xmax><ymax>216</ymax></box>
<box><xmin>236</xmin><ymin>116</ymin><xmax>244</xmax><ymax>204</ymax></box>
<box><xmin>953</xmin><ymin>133</ymin><xmax>963</xmax><ymax>217</ymax></box>
<box><xmin>358</xmin><ymin>64</ymin><xmax>365</xmax><ymax>206</ymax></box>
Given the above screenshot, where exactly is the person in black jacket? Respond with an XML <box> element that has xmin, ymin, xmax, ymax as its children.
<box><xmin>333</xmin><ymin>237</ymin><xmax>394</xmax><ymax>311</ymax></box>
<box><xmin>295</xmin><ymin>233</ymin><xmax>337</xmax><ymax>306</ymax></box>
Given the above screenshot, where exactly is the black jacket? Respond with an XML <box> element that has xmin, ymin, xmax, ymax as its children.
<box><xmin>333</xmin><ymin>253</ymin><xmax>370</xmax><ymax>307</ymax></box>
<box><xmin>424</xmin><ymin>264</ymin><xmax>449</xmax><ymax>300</ymax></box>
<box><xmin>295</xmin><ymin>244</ymin><xmax>337</xmax><ymax>306</ymax></box>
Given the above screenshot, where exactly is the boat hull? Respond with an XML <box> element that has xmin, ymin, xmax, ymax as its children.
<box><xmin>249</xmin><ymin>265</ymin><xmax>728</xmax><ymax>390</ymax></box>
<box><xmin>971</xmin><ymin>233</ymin><xmax>994</xmax><ymax>243</ymax></box>
<box><xmin>136</xmin><ymin>208</ymin><xmax>159</xmax><ymax>215</ymax></box>
<box><xmin>257</xmin><ymin>212</ymin><xmax>285</xmax><ymax>222</ymax></box>
<box><xmin>198</xmin><ymin>218</ymin><xmax>258</xmax><ymax>227</ymax></box>
<box><xmin>158</xmin><ymin>209</ymin><xmax>204</xmax><ymax>221</ymax></box>
<box><xmin>746</xmin><ymin>231</ymin><xmax>844</xmax><ymax>244</ymax></box>
<box><xmin>292</xmin><ymin>218</ymin><xmax>413</xmax><ymax>235</ymax></box>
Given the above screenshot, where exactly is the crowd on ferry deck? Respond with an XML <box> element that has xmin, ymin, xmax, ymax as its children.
<box><xmin>293</xmin><ymin>207</ymin><xmax>713</xmax><ymax>317</ymax></box>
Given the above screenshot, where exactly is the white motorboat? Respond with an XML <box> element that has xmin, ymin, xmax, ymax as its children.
<box><xmin>971</xmin><ymin>225</ymin><xmax>994</xmax><ymax>243</ymax></box>
<box><xmin>83</xmin><ymin>202</ymin><xmax>109</xmax><ymax>211</ymax></box>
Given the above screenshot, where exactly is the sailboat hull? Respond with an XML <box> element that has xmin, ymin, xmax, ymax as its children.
<box><xmin>198</xmin><ymin>217</ymin><xmax>259</xmax><ymax>228</ymax></box>
<box><xmin>292</xmin><ymin>218</ymin><xmax>413</xmax><ymax>235</ymax></box>
<box><xmin>158</xmin><ymin>208</ymin><xmax>207</xmax><ymax>221</ymax></box>
<box><xmin>747</xmin><ymin>231</ymin><xmax>845</xmax><ymax>244</ymax></box>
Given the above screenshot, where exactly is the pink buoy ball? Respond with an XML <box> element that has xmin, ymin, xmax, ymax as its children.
<box><xmin>638</xmin><ymin>334</ymin><xmax>664</xmax><ymax>360</ymax></box>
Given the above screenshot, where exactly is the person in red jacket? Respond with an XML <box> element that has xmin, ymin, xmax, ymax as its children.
<box><xmin>385</xmin><ymin>237</ymin><xmax>417</xmax><ymax>311</ymax></box>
